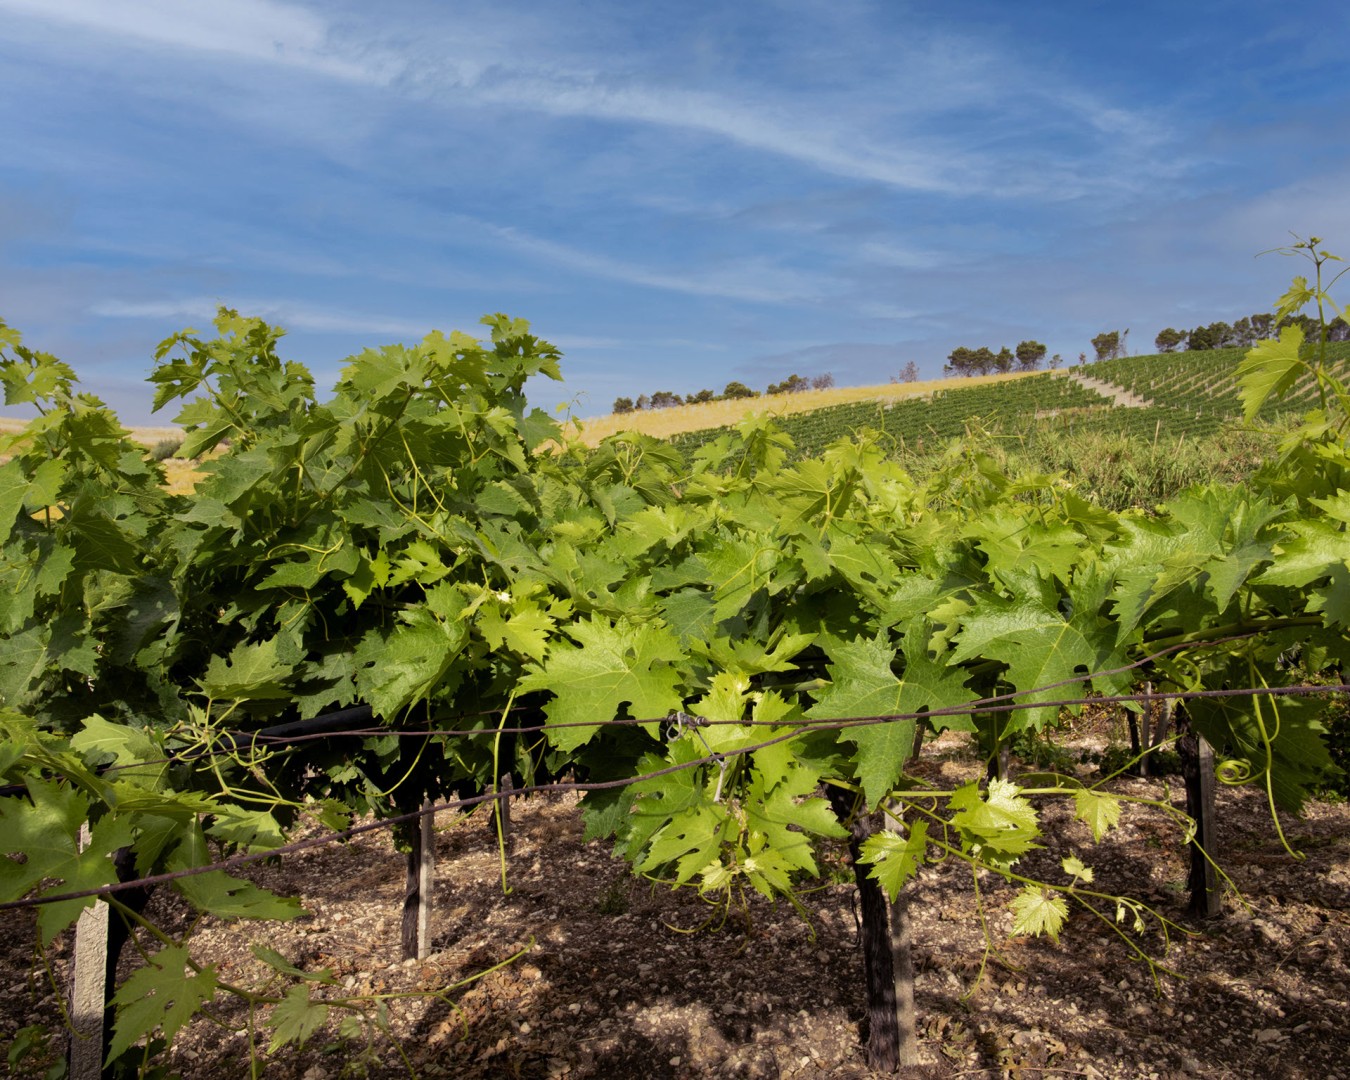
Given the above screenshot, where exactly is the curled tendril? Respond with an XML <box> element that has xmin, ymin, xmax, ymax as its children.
<box><xmin>1216</xmin><ymin>756</ymin><xmax>1255</xmax><ymax>785</ymax></box>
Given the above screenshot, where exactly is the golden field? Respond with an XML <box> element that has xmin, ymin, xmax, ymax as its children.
<box><xmin>564</xmin><ymin>370</ymin><xmax>1036</xmax><ymax>446</ymax></box>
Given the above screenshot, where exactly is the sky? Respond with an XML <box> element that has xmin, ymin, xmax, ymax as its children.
<box><xmin>2</xmin><ymin>0</ymin><xmax>1349</xmax><ymax>425</ymax></box>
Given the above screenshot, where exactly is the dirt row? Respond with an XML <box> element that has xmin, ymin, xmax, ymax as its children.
<box><xmin>3</xmin><ymin>735</ymin><xmax>1348</xmax><ymax>1079</ymax></box>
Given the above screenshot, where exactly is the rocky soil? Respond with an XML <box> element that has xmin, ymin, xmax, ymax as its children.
<box><xmin>4</xmin><ymin>729</ymin><xmax>1349</xmax><ymax>1079</ymax></box>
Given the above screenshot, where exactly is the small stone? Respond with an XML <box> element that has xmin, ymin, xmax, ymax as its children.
<box><xmin>519</xmin><ymin>1022</ymin><xmax>531</xmax><ymax>1035</ymax></box>
<box><xmin>568</xmin><ymin>1003</ymin><xmax>582</xmax><ymax>1014</ymax></box>
<box><xmin>1255</xmin><ymin>1028</ymin><xmax>1282</xmax><ymax>1043</ymax></box>
<box><xmin>669</xmin><ymin>1057</ymin><xmax>682</xmax><ymax>1067</ymax></box>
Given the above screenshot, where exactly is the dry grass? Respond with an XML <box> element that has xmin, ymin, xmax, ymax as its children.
<box><xmin>1</xmin><ymin>418</ymin><xmax>206</xmax><ymax>494</ymax></box>
<box><xmin>564</xmin><ymin>370</ymin><xmax>1038</xmax><ymax>446</ymax></box>
<box><xmin>0</xmin><ymin>416</ymin><xmax>185</xmax><ymax>447</ymax></box>
<box><xmin>161</xmin><ymin>458</ymin><xmax>206</xmax><ymax>495</ymax></box>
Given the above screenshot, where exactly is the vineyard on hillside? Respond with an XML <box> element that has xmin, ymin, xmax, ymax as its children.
<box><xmin>664</xmin><ymin>342</ymin><xmax>1350</xmax><ymax>463</ymax></box>
<box><xmin>1</xmin><ymin>241</ymin><xmax>1349</xmax><ymax>1077</ymax></box>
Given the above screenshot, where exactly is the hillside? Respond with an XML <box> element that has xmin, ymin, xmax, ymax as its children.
<box><xmin>581</xmin><ymin>344</ymin><xmax>1350</xmax><ymax>459</ymax></box>
<box><xmin>567</xmin><ymin>370</ymin><xmax>1038</xmax><ymax>446</ymax></box>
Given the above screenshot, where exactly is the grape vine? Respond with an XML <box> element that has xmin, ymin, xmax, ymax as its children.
<box><xmin>1</xmin><ymin>237</ymin><xmax>1347</xmax><ymax>1074</ymax></box>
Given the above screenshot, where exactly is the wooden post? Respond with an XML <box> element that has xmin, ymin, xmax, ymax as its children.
<box><xmin>400</xmin><ymin>809</ymin><xmax>422</xmax><ymax>961</ymax></box>
<box><xmin>983</xmin><ymin>699</ymin><xmax>1011</xmax><ymax>782</ymax></box>
<box><xmin>417</xmin><ymin>797</ymin><xmax>435</xmax><ymax>960</ymax></box>
<box><xmin>883</xmin><ymin>803</ymin><xmax>919</xmax><ymax>1069</ymax></box>
<box><xmin>1125</xmin><ymin>707</ymin><xmax>1143</xmax><ymax>778</ymax></box>
<box><xmin>68</xmin><ymin>824</ymin><xmax>107</xmax><ymax>1080</ymax></box>
<box><xmin>1156</xmin><ymin>694</ymin><xmax>1173</xmax><ymax>748</ymax></box>
<box><xmin>496</xmin><ymin>773</ymin><xmax>514</xmax><ymax>854</ymax></box>
<box><xmin>1180</xmin><ymin>721</ymin><xmax>1221</xmax><ymax>917</ymax></box>
<box><xmin>1138</xmin><ymin>683</ymin><xmax>1153</xmax><ymax>778</ymax></box>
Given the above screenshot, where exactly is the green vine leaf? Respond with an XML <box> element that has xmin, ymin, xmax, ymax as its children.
<box><xmin>519</xmin><ymin>615</ymin><xmax>683</xmax><ymax>751</ymax></box>
<box><xmin>108</xmin><ymin>946</ymin><xmax>220</xmax><ymax>1064</ymax></box>
<box><xmin>198</xmin><ymin>638</ymin><xmax>293</xmax><ymax>701</ymax></box>
<box><xmin>1009</xmin><ymin>884</ymin><xmax>1069</xmax><ymax>942</ymax></box>
<box><xmin>949</xmin><ymin>779</ymin><xmax>1040</xmax><ymax>865</ymax></box>
<box><xmin>860</xmin><ymin>820</ymin><xmax>930</xmax><ymax>900</ymax></box>
<box><xmin>267</xmin><ymin>985</ymin><xmax>331</xmax><ymax>1053</ymax></box>
<box><xmin>1073</xmin><ymin>788</ymin><xmax>1122</xmax><ymax>841</ymax></box>
<box><xmin>809</xmin><ymin>626</ymin><xmax>969</xmax><ymax>806</ymax></box>
<box><xmin>0</xmin><ymin>780</ymin><xmax>134</xmax><ymax>944</ymax></box>
<box><xmin>1236</xmin><ymin>325</ymin><xmax>1306</xmax><ymax>421</ymax></box>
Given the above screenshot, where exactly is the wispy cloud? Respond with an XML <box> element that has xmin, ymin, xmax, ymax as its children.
<box><xmin>89</xmin><ymin>298</ymin><xmax>452</xmax><ymax>340</ymax></box>
<box><xmin>0</xmin><ymin>0</ymin><xmax>378</xmax><ymax>80</ymax></box>
<box><xmin>2</xmin><ymin>0</ymin><xmax>1342</xmax><ymax>425</ymax></box>
<box><xmin>0</xmin><ymin>0</ymin><xmax>1177</xmax><ymax>203</ymax></box>
<box><xmin>473</xmin><ymin>220</ymin><xmax>831</xmax><ymax>305</ymax></box>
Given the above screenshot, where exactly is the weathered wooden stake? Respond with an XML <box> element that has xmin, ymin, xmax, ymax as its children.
<box><xmin>883</xmin><ymin>803</ymin><xmax>919</xmax><ymax>1069</ymax></box>
<box><xmin>890</xmin><ymin>892</ymin><xmax>918</xmax><ymax>1069</ymax></box>
<box><xmin>1156</xmin><ymin>694</ymin><xmax>1174</xmax><ymax>748</ymax></box>
<box><xmin>495</xmin><ymin>773</ymin><xmax>514</xmax><ymax>854</ymax></box>
<box><xmin>417</xmin><ymin>797</ymin><xmax>435</xmax><ymax>960</ymax></box>
<box><xmin>68</xmin><ymin>824</ymin><xmax>107</xmax><ymax>1080</ymax></box>
<box><xmin>401</xmin><ymin>805</ymin><xmax>425</xmax><ymax>961</ymax></box>
<box><xmin>1139</xmin><ymin>683</ymin><xmax>1153</xmax><ymax>778</ymax></box>
<box><xmin>1181</xmin><ymin>725</ymin><xmax>1221</xmax><ymax>917</ymax></box>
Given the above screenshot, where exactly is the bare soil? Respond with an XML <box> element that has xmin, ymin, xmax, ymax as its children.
<box><xmin>4</xmin><ymin>729</ymin><xmax>1349</xmax><ymax>1080</ymax></box>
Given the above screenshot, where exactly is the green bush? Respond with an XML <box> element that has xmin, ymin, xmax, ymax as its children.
<box><xmin>150</xmin><ymin>437</ymin><xmax>183</xmax><ymax>461</ymax></box>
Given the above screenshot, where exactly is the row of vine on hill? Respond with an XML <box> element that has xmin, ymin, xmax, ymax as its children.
<box><xmin>0</xmin><ymin>239</ymin><xmax>1347</xmax><ymax>1074</ymax></box>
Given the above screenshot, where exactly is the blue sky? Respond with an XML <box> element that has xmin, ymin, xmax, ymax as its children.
<box><xmin>2</xmin><ymin>0</ymin><xmax>1349</xmax><ymax>425</ymax></box>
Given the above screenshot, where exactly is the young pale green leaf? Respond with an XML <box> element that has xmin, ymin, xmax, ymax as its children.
<box><xmin>1274</xmin><ymin>275</ymin><xmax>1315</xmax><ymax>322</ymax></box>
<box><xmin>478</xmin><ymin>601</ymin><xmax>555</xmax><ymax>662</ymax></box>
<box><xmin>741</xmin><ymin>746</ymin><xmax>847</xmax><ymax>878</ymax></box>
<box><xmin>1009</xmin><ymin>885</ymin><xmax>1069</xmax><ymax>942</ymax></box>
<box><xmin>622</xmin><ymin>740</ymin><xmax>716</xmax><ymax>864</ymax></box>
<box><xmin>1236</xmin><ymin>325</ymin><xmax>1305</xmax><ymax>421</ymax></box>
<box><xmin>1060</xmin><ymin>853</ymin><xmax>1094</xmax><ymax>884</ymax></box>
<box><xmin>639</xmin><ymin>802</ymin><xmax>728</xmax><ymax>884</ymax></box>
<box><xmin>860</xmin><ymin>820</ymin><xmax>930</xmax><ymax>900</ymax></box>
<box><xmin>108</xmin><ymin>946</ymin><xmax>220</xmax><ymax>1065</ymax></box>
<box><xmin>1072</xmin><ymin>788</ymin><xmax>1122</xmax><ymax>841</ymax></box>
<box><xmin>949</xmin><ymin>778</ymin><xmax>1040</xmax><ymax>863</ymax></box>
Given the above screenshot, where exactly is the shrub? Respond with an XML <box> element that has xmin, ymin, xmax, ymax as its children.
<box><xmin>150</xmin><ymin>437</ymin><xmax>183</xmax><ymax>462</ymax></box>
